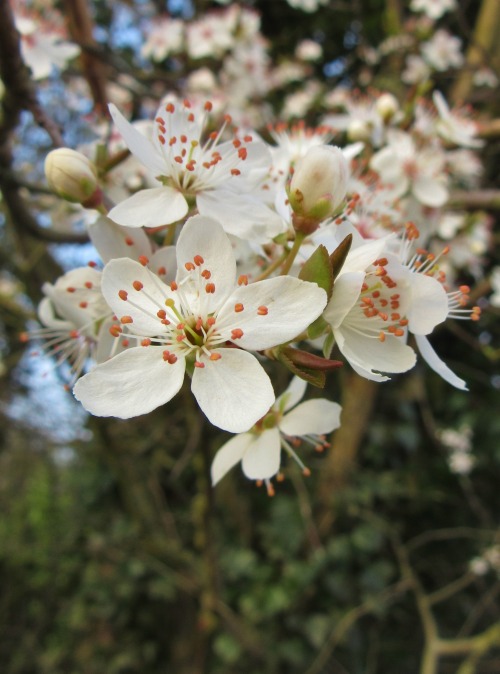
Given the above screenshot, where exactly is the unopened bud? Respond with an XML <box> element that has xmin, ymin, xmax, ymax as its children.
<box><xmin>45</xmin><ymin>148</ymin><xmax>101</xmax><ymax>206</ymax></box>
<box><xmin>375</xmin><ymin>92</ymin><xmax>399</xmax><ymax>122</ymax></box>
<box><xmin>289</xmin><ymin>145</ymin><xmax>348</xmax><ymax>227</ymax></box>
<box><xmin>347</xmin><ymin>119</ymin><xmax>371</xmax><ymax>142</ymax></box>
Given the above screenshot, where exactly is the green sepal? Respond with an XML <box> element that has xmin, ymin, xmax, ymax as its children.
<box><xmin>330</xmin><ymin>234</ymin><xmax>353</xmax><ymax>283</ymax></box>
<box><xmin>307</xmin><ymin>315</ymin><xmax>328</xmax><ymax>340</ymax></box>
<box><xmin>323</xmin><ymin>331</ymin><xmax>335</xmax><ymax>359</ymax></box>
<box><xmin>299</xmin><ymin>244</ymin><xmax>333</xmax><ymax>299</ymax></box>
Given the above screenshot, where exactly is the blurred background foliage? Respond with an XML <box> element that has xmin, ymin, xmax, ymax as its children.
<box><xmin>1</xmin><ymin>0</ymin><xmax>500</xmax><ymax>672</ymax></box>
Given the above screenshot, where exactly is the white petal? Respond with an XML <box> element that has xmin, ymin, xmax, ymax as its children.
<box><xmin>280</xmin><ymin>399</ymin><xmax>342</xmax><ymax>436</ymax></box>
<box><xmin>337</xmin><ymin>327</ymin><xmax>416</xmax><ymax>375</ymax></box>
<box><xmin>211</xmin><ymin>433</ymin><xmax>253</xmax><ymax>485</ymax></box>
<box><xmin>276</xmin><ymin>376</ymin><xmax>307</xmax><ymax>413</ymax></box>
<box><xmin>109</xmin><ymin>103</ymin><xmax>166</xmax><ymax>175</ymax></box>
<box><xmin>88</xmin><ymin>216</ymin><xmax>152</xmax><ymax>263</ymax></box>
<box><xmin>242</xmin><ymin>428</ymin><xmax>281</xmax><ymax>480</ymax></box>
<box><xmin>101</xmin><ymin>258</ymin><xmax>173</xmax><ymax>335</ymax></box>
<box><xmin>413</xmin><ymin>176</ymin><xmax>448</xmax><ymax>208</ymax></box>
<box><xmin>216</xmin><ymin>276</ymin><xmax>327</xmax><ymax>351</ymax></box>
<box><xmin>415</xmin><ymin>334</ymin><xmax>467</xmax><ymax>390</ymax></box>
<box><xmin>197</xmin><ymin>190</ymin><xmax>287</xmax><ymax>243</ymax></box>
<box><xmin>109</xmin><ymin>187</ymin><xmax>188</xmax><ymax>228</ymax></box>
<box><xmin>408</xmin><ymin>274</ymin><xmax>448</xmax><ymax>335</ymax></box>
<box><xmin>149</xmin><ymin>246</ymin><xmax>177</xmax><ymax>282</ymax></box>
<box><xmin>191</xmin><ymin>349</ymin><xmax>274</xmax><ymax>433</ymax></box>
<box><xmin>175</xmin><ymin>216</ymin><xmax>236</xmax><ymax>314</ymax></box>
<box><xmin>323</xmin><ymin>272</ymin><xmax>365</xmax><ymax>329</ymax></box>
<box><xmin>73</xmin><ymin>346</ymin><xmax>186</xmax><ymax>417</ymax></box>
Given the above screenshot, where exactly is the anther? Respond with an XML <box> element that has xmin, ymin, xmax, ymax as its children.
<box><xmin>234</xmin><ymin>303</ymin><xmax>244</xmax><ymax>313</ymax></box>
<box><xmin>210</xmin><ymin>353</ymin><xmax>221</xmax><ymax>361</ymax></box>
<box><xmin>132</xmin><ymin>280</ymin><xmax>143</xmax><ymax>291</ymax></box>
<box><xmin>118</xmin><ymin>290</ymin><xmax>128</xmax><ymax>301</ymax></box>
<box><xmin>138</xmin><ymin>255</ymin><xmax>149</xmax><ymax>266</ymax></box>
<box><xmin>141</xmin><ymin>338</ymin><xmax>151</xmax><ymax>346</ymax></box>
<box><xmin>238</xmin><ymin>275</ymin><xmax>248</xmax><ymax>286</ymax></box>
<box><xmin>231</xmin><ymin>328</ymin><xmax>244</xmax><ymax>340</ymax></box>
<box><xmin>185</xmin><ymin>262</ymin><xmax>196</xmax><ymax>271</ymax></box>
<box><xmin>194</xmin><ymin>361</ymin><xmax>205</xmax><ymax>368</ymax></box>
<box><xmin>205</xmin><ymin>283</ymin><xmax>215</xmax><ymax>294</ymax></box>
<box><xmin>120</xmin><ymin>315</ymin><xmax>133</xmax><ymax>324</ymax></box>
<box><xmin>257</xmin><ymin>306</ymin><xmax>268</xmax><ymax>316</ymax></box>
<box><xmin>194</xmin><ymin>255</ymin><xmax>204</xmax><ymax>266</ymax></box>
<box><xmin>84</xmin><ymin>281</ymin><xmax>93</xmax><ymax>289</ymax></box>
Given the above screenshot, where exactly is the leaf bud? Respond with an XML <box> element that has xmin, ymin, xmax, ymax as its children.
<box><xmin>45</xmin><ymin>148</ymin><xmax>101</xmax><ymax>207</ymax></box>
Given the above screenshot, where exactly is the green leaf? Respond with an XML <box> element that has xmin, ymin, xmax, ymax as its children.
<box><xmin>299</xmin><ymin>244</ymin><xmax>333</xmax><ymax>299</ymax></box>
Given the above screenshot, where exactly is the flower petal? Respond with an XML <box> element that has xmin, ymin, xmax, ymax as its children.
<box><xmin>175</xmin><ymin>216</ymin><xmax>236</xmax><ymax>314</ymax></box>
<box><xmin>109</xmin><ymin>103</ymin><xmax>166</xmax><ymax>175</ymax></box>
<box><xmin>413</xmin><ymin>175</ymin><xmax>448</xmax><ymax>208</ymax></box>
<box><xmin>109</xmin><ymin>187</ymin><xmax>188</xmax><ymax>228</ymax></box>
<box><xmin>211</xmin><ymin>433</ymin><xmax>253</xmax><ymax>485</ymax></box>
<box><xmin>191</xmin><ymin>349</ymin><xmax>274</xmax><ymax>433</ymax></box>
<box><xmin>73</xmin><ymin>346</ymin><xmax>186</xmax><ymax>417</ymax></box>
<box><xmin>101</xmin><ymin>258</ymin><xmax>173</xmax><ymax>335</ymax></box>
<box><xmin>280</xmin><ymin>399</ymin><xmax>342</xmax><ymax>436</ymax></box>
<box><xmin>336</xmin><ymin>326</ymin><xmax>416</xmax><ymax>376</ymax></box>
<box><xmin>277</xmin><ymin>376</ymin><xmax>307</xmax><ymax>413</ymax></box>
<box><xmin>415</xmin><ymin>334</ymin><xmax>467</xmax><ymax>390</ymax></box>
<box><xmin>407</xmin><ymin>273</ymin><xmax>449</xmax><ymax>335</ymax></box>
<box><xmin>216</xmin><ymin>276</ymin><xmax>327</xmax><ymax>351</ymax></box>
<box><xmin>88</xmin><ymin>216</ymin><xmax>152</xmax><ymax>263</ymax></box>
<box><xmin>323</xmin><ymin>272</ymin><xmax>365</xmax><ymax>329</ymax></box>
<box><xmin>242</xmin><ymin>428</ymin><xmax>281</xmax><ymax>480</ymax></box>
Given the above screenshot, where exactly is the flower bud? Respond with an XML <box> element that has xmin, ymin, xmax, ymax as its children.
<box><xmin>375</xmin><ymin>92</ymin><xmax>399</xmax><ymax>122</ymax></box>
<box><xmin>289</xmin><ymin>145</ymin><xmax>348</xmax><ymax>225</ymax></box>
<box><xmin>347</xmin><ymin>119</ymin><xmax>371</xmax><ymax>142</ymax></box>
<box><xmin>45</xmin><ymin>148</ymin><xmax>100</xmax><ymax>206</ymax></box>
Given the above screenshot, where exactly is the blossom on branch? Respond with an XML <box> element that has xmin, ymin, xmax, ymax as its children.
<box><xmin>74</xmin><ymin>217</ymin><xmax>328</xmax><ymax>432</ymax></box>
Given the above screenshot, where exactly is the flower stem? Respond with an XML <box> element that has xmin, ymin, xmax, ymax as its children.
<box><xmin>280</xmin><ymin>232</ymin><xmax>305</xmax><ymax>276</ymax></box>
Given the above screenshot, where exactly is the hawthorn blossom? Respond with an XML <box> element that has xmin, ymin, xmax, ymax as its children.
<box><xmin>73</xmin><ymin>217</ymin><xmax>328</xmax><ymax>433</ymax></box>
<box><xmin>211</xmin><ymin>376</ymin><xmax>341</xmax><ymax>487</ymax></box>
<box><xmin>108</xmin><ymin>98</ymin><xmax>271</xmax><ymax>230</ymax></box>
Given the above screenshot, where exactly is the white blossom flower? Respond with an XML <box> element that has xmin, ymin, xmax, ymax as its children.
<box><xmin>24</xmin><ymin>267</ymin><xmax>118</xmax><ymax>382</ymax></box>
<box><xmin>370</xmin><ymin>130</ymin><xmax>449</xmax><ymax>207</ymax></box>
<box><xmin>73</xmin><ymin>217</ymin><xmax>328</xmax><ymax>433</ymax></box>
<box><xmin>322</xmin><ymin>225</ymin><xmax>417</xmax><ymax>382</ymax></box>
<box><xmin>402</xmin><ymin>55</ymin><xmax>431</xmax><ymax>85</ymax></box>
<box><xmin>410</xmin><ymin>0</ymin><xmax>457</xmax><ymax>20</ymax></box>
<box><xmin>421</xmin><ymin>30</ymin><xmax>464</xmax><ymax>71</ymax></box>
<box><xmin>433</xmin><ymin>92</ymin><xmax>484</xmax><ymax>149</ymax></box>
<box><xmin>141</xmin><ymin>17</ymin><xmax>184</xmax><ymax>62</ymax></box>
<box><xmin>15</xmin><ymin>15</ymin><xmax>80</xmax><ymax>80</ymax></box>
<box><xmin>211</xmin><ymin>376</ymin><xmax>341</xmax><ymax>488</ymax></box>
<box><xmin>286</xmin><ymin>0</ymin><xmax>329</xmax><ymax>12</ymax></box>
<box><xmin>107</xmin><ymin>98</ymin><xmax>271</xmax><ymax>231</ymax></box>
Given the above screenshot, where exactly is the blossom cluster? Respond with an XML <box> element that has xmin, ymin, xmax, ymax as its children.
<box><xmin>18</xmin><ymin>0</ymin><xmax>492</xmax><ymax>492</ymax></box>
